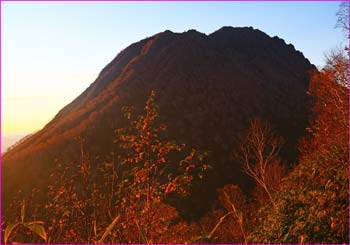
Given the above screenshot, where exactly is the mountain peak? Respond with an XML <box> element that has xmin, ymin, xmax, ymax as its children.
<box><xmin>3</xmin><ymin>27</ymin><xmax>316</xmax><ymax>218</ymax></box>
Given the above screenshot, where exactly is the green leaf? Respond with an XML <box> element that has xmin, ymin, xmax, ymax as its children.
<box><xmin>23</xmin><ymin>221</ymin><xmax>47</xmax><ymax>241</ymax></box>
<box><xmin>4</xmin><ymin>223</ymin><xmax>19</xmax><ymax>244</ymax></box>
<box><xmin>20</xmin><ymin>200</ymin><xmax>25</xmax><ymax>223</ymax></box>
<box><xmin>98</xmin><ymin>215</ymin><xmax>120</xmax><ymax>243</ymax></box>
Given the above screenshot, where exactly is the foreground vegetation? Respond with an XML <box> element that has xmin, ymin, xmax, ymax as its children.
<box><xmin>3</xmin><ymin>47</ymin><xmax>349</xmax><ymax>243</ymax></box>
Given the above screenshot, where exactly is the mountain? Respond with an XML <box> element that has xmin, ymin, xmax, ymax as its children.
<box><xmin>1</xmin><ymin>134</ymin><xmax>27</xmax><ymax>153</ymax></box>
<box><xmin>3</xmin><ymin>27</ymin><xmax>316</xmax><ymax>218</ymax></box>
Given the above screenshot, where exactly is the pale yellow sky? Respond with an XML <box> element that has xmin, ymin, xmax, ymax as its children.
<box><xmin>2</xmin><ymin>72</ymin><xmax>97</xmax><ymax>134</ymax></box>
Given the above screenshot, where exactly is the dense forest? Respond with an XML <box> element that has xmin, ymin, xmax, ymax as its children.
<box><xmin>2</xmin><ymin>3</ymin><xmax>349</xmax><ymax>244</ymax></box>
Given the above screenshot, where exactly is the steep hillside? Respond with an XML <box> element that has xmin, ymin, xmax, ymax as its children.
<box><xmin>3</xmin><ymin>27</ymin><xmax>315</xmax><ymax>217</ymax></box>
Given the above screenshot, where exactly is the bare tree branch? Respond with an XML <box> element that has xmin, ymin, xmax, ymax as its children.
<box><xmin>336</xmin><ymin>1</ymin><xmax>350</xmax><ymax>39</ymax></box>
<box><xmin>238</xmin><ymin>119</ymin><xmax>285</xmax><ymax>208</ymax></box>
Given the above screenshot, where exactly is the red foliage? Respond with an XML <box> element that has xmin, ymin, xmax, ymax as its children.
<box><xmin>114</xmin><ymin>91</ymin><xmax>206</xmax><ymax>243</ymax></box>
<box><xmin>299</xmin><ymin>49</ymin><xmax>349</xmax><ymax>158</ymax></box>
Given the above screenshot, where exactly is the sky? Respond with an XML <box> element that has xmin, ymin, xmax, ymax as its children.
<box><xmin>1</xmin><ymin>1</ymin><xmax>345</xmax><ymax>135</ymax></box>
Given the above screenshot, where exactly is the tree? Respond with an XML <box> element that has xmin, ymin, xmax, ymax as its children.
<box><xmin>302</xmin><ymin>47</ymin><xmax>349</xmax><ymax>156</ymax></box>
<box><xmin>336</xmin><ymin>1</ymin><xmax>350</xmax><ymax>39</ymax></box>
<box><xmin>115</xmin><ymin>90</ymin><xmax>207</xmax><ymax>243</ymax></box>
<box><xmin>3</xmin><ymin>91</ymin><xmax>206</xmax><ymax>244</ymax></box>
<box><xmin>238</xmin><ymin>119</ymin><xmax>285</xmax><ymax>207</ymax></box>
<box><xmin>248</xmin><ymin>49</ymin><xmax>349</xmax><ymax>244</ymax></box>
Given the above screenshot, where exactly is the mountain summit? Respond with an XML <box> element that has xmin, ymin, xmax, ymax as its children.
<box><xmin>3</xmin><ymin>27</ymin><xmax>315</xmax><ymax>217</ymax></box>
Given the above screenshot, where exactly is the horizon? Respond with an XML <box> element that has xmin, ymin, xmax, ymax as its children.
<box><xmin>2</xmin><ymin>1</ymin><xmax>344</xmax><ymax>135</ymax></box>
